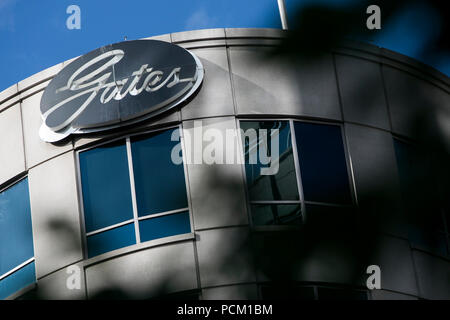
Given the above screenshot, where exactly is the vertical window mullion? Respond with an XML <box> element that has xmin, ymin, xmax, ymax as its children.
<box><xmin>75</xmin><ymin>152</ymin><xmax>89</xmax><ymax>259</ymax></box>
<box><xmin>178</xmin><ymin>123</ymin><xmax>194</xmax><ymax>232</ymax></box>
<box><xmin>289</xmin><ymin>120</ymin><xmax>307</xmax><ymax>223</ymax></box>
<box><xmin>126</xmin><ymin>137</ymin><xmax>141</xmax><ymax>244</ymax></box>
<box><xmin>236</xmin><ymin>119</ymin><xmax>255</xmax><ymax>227</ymax></box>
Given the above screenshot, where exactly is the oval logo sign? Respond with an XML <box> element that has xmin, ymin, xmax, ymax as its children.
<box><xmin>39</xmin><ymin>40</ymin><xmax>204</xmax><ymax>142</ymax></box>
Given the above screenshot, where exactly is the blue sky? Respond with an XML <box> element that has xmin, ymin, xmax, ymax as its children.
<box><xmin>0</xmin><ymin>0</ymin><xmax>281</xmax><ymax>91</ymax></box>
<box><xmin>0</xmin><ymin>0</ymin><xmax>448</xmax><ymax>92</ymax></box>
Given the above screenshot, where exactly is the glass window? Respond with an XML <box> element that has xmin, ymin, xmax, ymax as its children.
<box><xmin>0</xmin><ymin>178</ymin><xmax>35</xmax><ymax>300</ymax></box>
<box><xmin>294</xmin><ymin>122</ymin><xmax>352</xmax><ymax>205</ymax></box>
<box><xmin>241</xmin><ymin>121</ymin><xmax>299</xmax><ymax>201</ymax></box>
<box><xmin>0</xmin><ymin>262</ymin><xmax>36</xmax><ymax>300</ymax></box>
<box><xmin>86</xmin><ymin>223</ymin><xmax>136</xmax><ymax>258</ymax></box>
<box><xmin>240</xmin><ymin>120</ymin><xmax>354</xmax><ymax>227</ymax></box>
<box><xmin>80</xmin><ymin>140</ymin><xmax>134</xmax><ymax>232</ymax></box>
<box><xmin>139</xmin><ymin>211</ymin><xmax>191</xmax><ymax>243</ymax></box>
<box><xmin>240</xmin><ymin>120</ymin><xmax>301</xmax><ymax>226</ymax></box>
<box><xmin>79</xmin><ymin>128</ymin><xmax>191</xmax><ymax>258</ymax></box>
<box><xmin>131</xmin><ymin>130</ymin><xmax>188</xmax><ymax>217</ymax></box>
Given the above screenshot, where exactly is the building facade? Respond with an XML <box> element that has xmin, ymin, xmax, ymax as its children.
<box><xmin>0</xmin><ymin>28</ymin><xmax>449</xmax><ymax>300</ymax></box>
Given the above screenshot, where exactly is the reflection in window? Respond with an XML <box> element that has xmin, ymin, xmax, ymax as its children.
<box><xmin>241</xmin><ymin>121</ymin><xmax>299</xmax><ymax>201</ymax></box>
<box><xmin>240</xmin><ymin>121</ymin><xmax>301</xmax><ymax>226</ymax></box>
<box><xmin>139</xmin><ymin>211</ymin><xmax>191</xmax><ymax>243</ymax></box>
<box><xmin>294</xmin><ymin>122</ymin><xmax>352</xmax><ymax>205</ymax></box>
<box><xmin>80</xmin><ymin>140</ymin><xmax>134</xmax><ymax>233</ymax></box>
<box><xmin>80</xmin><ymin>128</ymin><xmax>191</xmax><ymax>258</ymax></box>
<box><xmin>240</xmin><ymin>120</ymin><xmax>353</xmax><ymax>227</ymax></box>
<box><xmin>131</xmin><ymin>130</ymin><xmax>188</xmax><ymax>217</ymax></box>
<box><xmin>0</xmin><ymin>178</ymin><xmax>35</xmax><ymax>300</ymax></box>
<box><xmin>86</xmin><ymin>223</ymin><xmax>136</xmax><ymax>258</ymax></box>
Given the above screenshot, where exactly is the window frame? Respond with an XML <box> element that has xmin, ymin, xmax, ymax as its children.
<box><xmin>237</xmin><ymin>117</ymin><xmax>357</xmax><ymax>229</ymax></box>
<box><xmin>0</xmin><ymin>175</ymin><xmax>37</xmax><ymax>300</ymax></box>
<box><xmin>75</xmin><ymin>124</ymin><xmax>194</xmax><ymax>260</ymax></box>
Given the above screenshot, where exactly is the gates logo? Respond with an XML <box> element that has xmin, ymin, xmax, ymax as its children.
<box><xmin>39</xmin><ymin>40</ymin><xmax>204</xmax><ymax>142</ymax></box>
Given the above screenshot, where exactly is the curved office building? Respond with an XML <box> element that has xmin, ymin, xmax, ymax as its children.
<box><xmin>0</xmin><ymin>28</ymin><xmax>449</xmax><ymax>300</ymax></box>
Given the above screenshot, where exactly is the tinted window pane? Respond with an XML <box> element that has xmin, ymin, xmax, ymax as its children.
<box><xmin>251</xmin><ymin>204</ymin><xmax>302</xmax><ymax>226</ymax></box>
<box><xmin>80</xmin><ymin>140</ymin><xmax>134</xmax><ymax>232</ymax></box>
<box><xmin>0</xmin><ymin>262</ymin><xmax>35</xmax><ymax>300</ymax></box>
<box><xmin>0</xmin><ymin>178</ymin><xmax>34</xmax><ymax>276</ymax></box>
<box><xmin>294</xmin><ymin>122</ymin><xmax>352</xmax><ymax>204</ymax></box>
<box><xmin>241</xmin><ymin>121</ymin><xmax>299</xmax><ymax>201</ymax></box>
<box><xmin>87</xmin><ymin>223</ymin><xmax>136</xmax><ymax>258</ymax></box>
<box><xmin>139</xmin><ymin>212</ymin><xmax>191</xmax><ymax>243</ymax></box>
<box><xmin>317</xmin><ymin>287</ymin><xmax>367</xmax><ymax>300</ymax></box>
<box><xmin>131</xmin><ymin>129</ymin><xmax>188</xmax><ymax>216</ymax></box>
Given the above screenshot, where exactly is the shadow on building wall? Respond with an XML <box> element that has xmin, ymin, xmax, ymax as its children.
<box><xmin>256</xmin><ymin>0</ymin><xmax>450</xmax><ymax>299</ymax></box>
<box><xmin>21</xmin><ymin>0</ymin><xmax>450</xmax><ymax>300</ymax></box>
